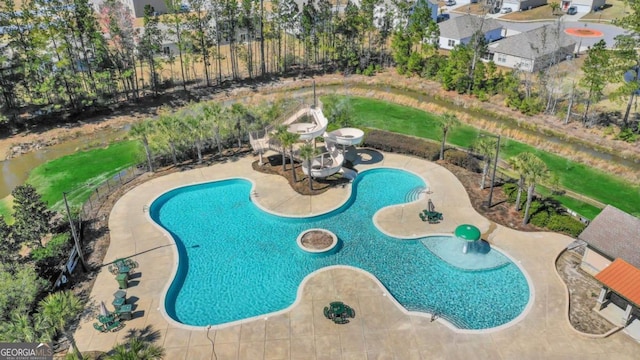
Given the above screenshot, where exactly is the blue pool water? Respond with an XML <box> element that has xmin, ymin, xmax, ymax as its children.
<box><xmin>150</xmin><ymin>168</ymin><xmax>530</xmax><ymax>330</ymax></box>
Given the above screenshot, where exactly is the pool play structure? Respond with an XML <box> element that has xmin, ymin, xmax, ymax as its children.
<box><xmin>249</xmin><ymin>100</ymin><xmax>364</xmax><ymax>179</ymax></box>
<box><xmin>150</xmin><ymin>168</ymin><xmax>532</xmax><ymax>331</ymax></box>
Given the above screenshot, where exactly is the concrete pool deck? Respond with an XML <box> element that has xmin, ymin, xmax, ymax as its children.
<box><xmin>73</xmin><ymin>150</ymin><xmax>640</xmax><ymax>359</ymax></box>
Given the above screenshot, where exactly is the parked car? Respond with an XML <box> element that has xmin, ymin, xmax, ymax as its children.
<box><xmin>436</xmin><ymin>13</ymin><xmax>450</xmax><ymax>22</ymax></box>
<box><xmin>567</xmin><ymin>6</ymin><xmax>578</xmax><ymax>15</ymax></box>
<box><xmin>444</xmin><ymin>0</ymin><xmax>456</xmax><ymax>6</ymax></box>
<box><xmin>500</xmin><ymin>7</ymin><xmax>512</xmax><ymax>13</ymax></box>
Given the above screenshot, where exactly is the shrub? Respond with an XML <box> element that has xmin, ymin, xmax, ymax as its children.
<box><xmin>530</xmin><ymin>208</ymin><xmax>550</xmax><ymax>227</ymax></box>
<box><xmin>502</xmin><ymin>183</ymin><xmax>518</xmax><ymax>203</ymax></box>
<box><xmin>616</xmin><ymin>128</ymin><xmax>639</xmax><ymax>143</ymax></box>
<box><xmin>363</xmin><ymin>129</ymin><xmax>440</xmax><ymax>160</ymax></box>
<box><xmin>545</xmin><ymin>214</ymin><xmax>586</xmax><ymax>237</ymax></box>
<box><xmin>31</xmin><ymin>232</ymin><xmax>72</xmax><ymax>283</ymax></box>
<box><xmin>445</xmin><ymin>150</ymin><xmax>481</xmax><ymax>172</ymax></box>
<box><xmin>518</xmin><ymin>97</ymin><xmax>543</xmax><ymax>115</ymax></box>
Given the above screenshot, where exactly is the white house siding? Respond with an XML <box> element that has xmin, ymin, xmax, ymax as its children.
<box><xmin>503</xmin><ymin>0</ymin><xmax>548</xmax><ymax>11</ymax></box>
<box><xmin>130</xmin><ymin>0</ymin><xmax>168</xmax><ymax>18</ymax></box>
<box><xmin>439</xmin><ymin>28</ymin><xmax>503</xmax><ymax>50</ymax></box>
<box><xmin>570</xmin><ymin>0</ymin><xmax>606</xmax><ymax>12</ymax></box>
<box><xmin>491</xmin><ymin>52</ymin><xmax>533</xmax><ymax>71</ymax></box>
<box><xmin>439</xmin><ymin>37</ymin><xmax>459</xmax><ymax>50</ymax></box>
<box><xmin>580</xmin><ymin>247</ymin><xmax>612</xmax><ymax>276</ymax></box>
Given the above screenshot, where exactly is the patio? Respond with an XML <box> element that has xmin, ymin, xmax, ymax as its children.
<box><xmin>72</xmin><ymin>151</ymin><xmax>640</xmax><ymax>359</ymax></box>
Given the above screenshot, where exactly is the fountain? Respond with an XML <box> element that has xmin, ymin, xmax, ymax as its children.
<box><xmin>455</xmin><ymin>224</ymin><xmax>481</xmax><ymax>254</ymax></box>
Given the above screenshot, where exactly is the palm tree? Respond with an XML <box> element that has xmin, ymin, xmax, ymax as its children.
<box><xmin>184</xmin><ymin>110</ymin><xmax>208</xmax><ymax>164</ymax></box>
<box><xmin>157</xmin><ymin>114</ymin><xmax>182</xmax><ymax>166</ymax></box>
<box><xmin>0</xmin><ymin>312</ymin><xmax>51</xmax><ymax>343</ymax></box>
<box><xmin>230</xmin><ymin>103</ymin><xmax>252</xmax><ymax>148</ymax></box>
<box><xmin>508</xmin><ymin>152</ymin><xmax>536</xmax><ymax>211</ymax></box>
<box><xmin>37</xmin><ymin>291</ymin><xmax>84</xmax><ymax>360</ymax></box>
<box><xmin>129</xmin><ymin>119</ymin><xmax>155</xmax><ymax>172</ymax></box>
<box><xmin>106</xmin><ymin>338</ymin><xmax>164</xmax><ymax>360</ymax></box>
<box><xmin>439</xmin><ymin>113</ymin><xmax>459</xmax><ymax>161</ymax></box>
<box><xmin>474</xmin><ymin>137</ymin><xmax>497</xmax><ymax>190</ymax></box>
<box><xmin>299</xmin><ymin>142</ymin><xmax>319</xmax><ymax>191</ymax></box>
<box><xmin>521</xmin><ymin>154</ymin><xmax>549</xmax><ymax>225</ymax></box>
<box><xmin>282</xmin><ymin>131</ymin><xmax>300</xmax><ymax>182</ymax></box>
<box><xmin>202</xmin><ymin>103</ymin><xmax>224</xmax><ymax>156</ymax></box>
<box><xmin>274</xmin><ymin>125</ymin><xmax>290</xmax><ymax>172</ymax></box>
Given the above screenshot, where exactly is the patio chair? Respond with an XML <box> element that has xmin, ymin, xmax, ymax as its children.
<box><xmin>93</xmin><ymin>322</ymin><xmax>106</xmax><ymax>332</ymax></box>
<box><xmin>345</xmin><ymin>306</ymin><xmax>356</xmax><ymax>319</ymax></box>
<box><xmin>419</xmin><ymin>213</ymin><xmax>427</xmax><ymax>222</ymax></box>
<box><xmin>105</xmin><ymin>319</ymin><xmax>123</xmax><ymax>332</ymax></box>
<box><xmin>323</xmin><ymin>306</ymin><xmax>333</xmax><ymax>319</ymax></box>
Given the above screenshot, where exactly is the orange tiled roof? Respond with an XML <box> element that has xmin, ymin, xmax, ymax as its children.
<box><xmin>595</xmin><ymin>258</ymin><xmax>640</xmax><ymax>307</ymax></box>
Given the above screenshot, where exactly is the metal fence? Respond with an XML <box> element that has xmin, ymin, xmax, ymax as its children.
<box><xmin>79</xmin><ymin>164</ymin><xmax>148</xmax><ymax>221</ymax></box>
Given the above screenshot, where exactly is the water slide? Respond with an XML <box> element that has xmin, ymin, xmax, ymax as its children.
<box><xmin>250</xmin><ymin>104</ymin><xmax>364</xmax><ymax>179</ymax></box>
<box><xmin>300</xmin><ymin>109</ymin><xmax>364</xmax><ymax>179</ymax></box>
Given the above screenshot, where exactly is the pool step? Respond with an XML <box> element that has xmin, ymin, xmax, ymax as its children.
<box><xmin>405</xmin><ymin>186</ymin><xmax>427</xmax><ymax>202</ymax></box>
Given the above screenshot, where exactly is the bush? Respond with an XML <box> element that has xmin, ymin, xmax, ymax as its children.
<box><xmin>502</xmin><ymin>183</ymin><xmax>518</xmax><ymax>203</ymax></box>
<box><xmin>445</xmin><ymin>150</ymin><xmax>481</xmax><ymax>172</ymax></box>
<box><xmin>518</xmin><ymin>97</ymin><xmax>543</xmax><ymax>115</ymax></box>
<box><xmin>616</xmin><ymin>128</ymin><xmax>639</xmax><ymax>143</ymax></box>
<box><xmin>31</xmin><ymin>232</ymin><xmax>71</xmax><ymax>261</ymax></box>
<box><xmin>545</xmin><ymin>214</ymin><xmax>586</xmax><ymax>237</ymax></box>
<box><xmin>363</xmin><ymin>129</ymin><xmax>440</xmax><ymax>160</ymax></box>
<box><xmin>31</xmin><ymin>232</ymin><xmax>72</xmax><ymax>283</ymax></box>
<box><xmin>530</xmin><ymin>207</ymin><xmax>550</xmax><ymax>227</ymax></box>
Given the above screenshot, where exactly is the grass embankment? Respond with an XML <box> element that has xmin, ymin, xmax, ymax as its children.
<box><xmin>28</xmin><ymin>141</ymin><xmax>143</xmax><ymax>211</ymax></box>
<box><xmin>341</xmin><ymin>96</ymin><xmax>640</xmax><ymax>218</ymax></box>
<box><xmin>0</xmin><ymin>141</ymin><xmax>143</xmax><ymax>222</ymax></box>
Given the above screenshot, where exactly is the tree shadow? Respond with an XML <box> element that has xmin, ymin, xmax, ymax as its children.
<box><xmin>122</xmin><ymin>324</ymin><xmax>162</xmax><ymax>344</ymax></box>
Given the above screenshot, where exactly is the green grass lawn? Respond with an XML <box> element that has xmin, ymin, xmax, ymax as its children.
<box><xmin>0</xmin><ymin>197</ymin><xmax>13</xmax><ymax>224</ymax></box>
<box><xmin>337</xmin><ymin>96</ymin><xmax>640</xmax><ymax>217</ymax></box>
<box><xmin>26</xmin><ymin>141</ymin><xmax>143</xmax><ymax>213</ymax></box>
<box><xmin>535</xmin><ymin>186</ymin><xmax>601</xmax><ymax>220</ymax></box>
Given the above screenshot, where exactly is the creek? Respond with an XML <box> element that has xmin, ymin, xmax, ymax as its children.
<box><xmin>1</xmin><ymin>83</ymin><xmax>638</xmax><ymax>199</ymax></box>
<box><xmin>0</xmin><ymin>128</ymin><xmax>126</xmax><ymax>199</ymax></box>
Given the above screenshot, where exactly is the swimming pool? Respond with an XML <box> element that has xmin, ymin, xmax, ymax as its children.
<box><xmin>150</xmin><ymin>168</ymin><xmax>530</xmax><ymax>330</ymax></box>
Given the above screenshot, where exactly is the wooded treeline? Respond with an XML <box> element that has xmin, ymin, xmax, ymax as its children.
<box><xmin>0</xmin><ymin>0</ymin><xmax>639</xmax><ymax>136</ymax></box>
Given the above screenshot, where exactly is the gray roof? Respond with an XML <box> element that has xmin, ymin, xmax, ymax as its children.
<box><xmin>438</xmin><ymin>14</ymin><xmax>502</xmax><ymax>40</ymax></box>
<box><xmin>578</xmin><ymin>205</ymin><xmax>640</xmax><ymax>268</ymax></box>
<box><xmin>488</xmin><ymin>24</ymin><xmax>576</xmax><ymax>59</ymax></box>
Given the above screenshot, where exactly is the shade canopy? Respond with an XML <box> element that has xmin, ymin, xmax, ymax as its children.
<box><xmin>455</xmin><ymin>224</ymin><xmax>481</xmax><ymax>242</ymax></box>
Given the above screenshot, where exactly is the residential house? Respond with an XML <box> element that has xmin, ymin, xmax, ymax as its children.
<box><xmin>561</xmin><ymin>0</ymin><xmax>606</xmax><ymax>13</ymax></box>
<box><xmin>486</xmin><ymin>24</ymin><xmax>575</xmax><ymax>72</ymax></box>
<box><xmin>577</xmin><ymin>205</ymin><xmax>640</xmax><ymax>327</ymax></box>
<box><xmin>372</xmin><ymin>0</ymin><xmax>439</xmax><ymax>30</ymax></box>
<box><xmin>121</xmin><ymin>0</ymin><xmax>168</xmax><ymax>18</ymax></box>
<box><xmin>578</xmin><ymin>205</ymin><xmax>640</xmax><ymax>276</ymax></box>
<box><xmin>438</xmin><ymin>14</ymin><xmax>503</xmax><ymax>50</ymax></box>
<box><xmin>500</xmin><ymin>0</ymin><xmax>548</xmax><ymax>12</ymax></box>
